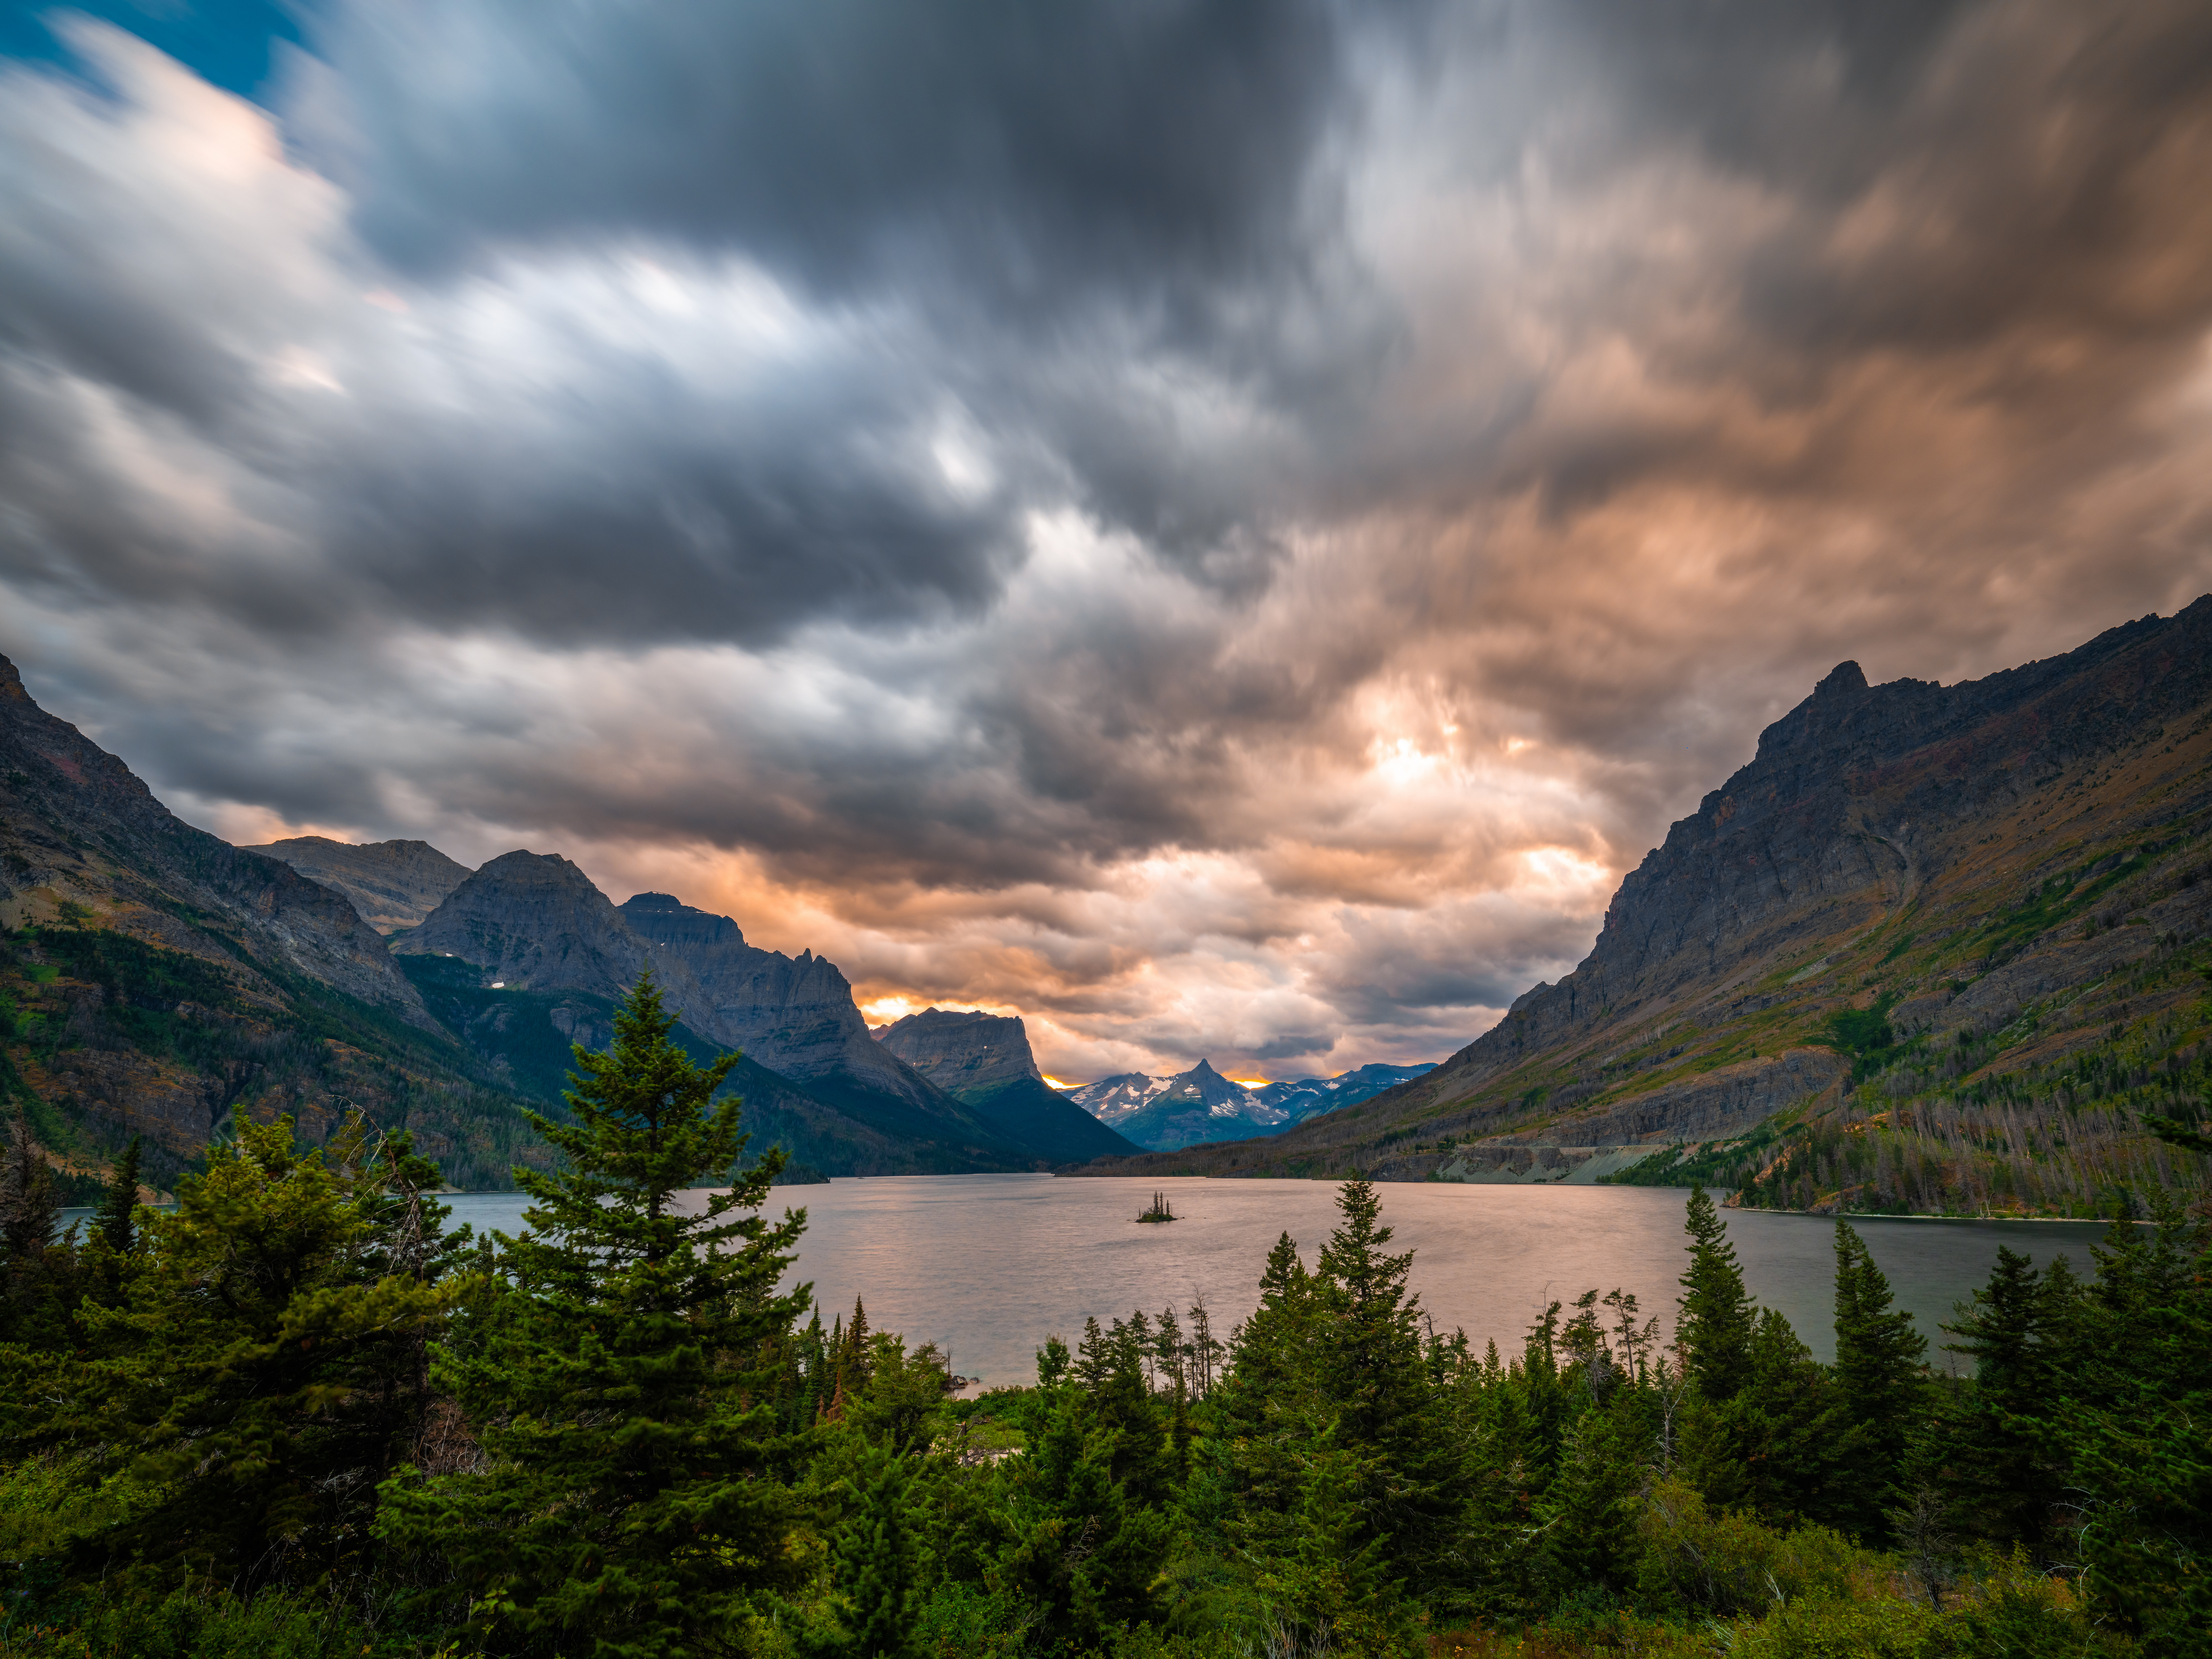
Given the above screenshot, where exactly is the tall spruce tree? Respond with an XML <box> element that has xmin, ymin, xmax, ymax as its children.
<box><xmin>1941</xmin><ymin>1245</ymin><xmax>2059</xmax><ymax>1549</ymax></box>
<box><xmin>1675</xmin><ymin>1185</ymin><xmax>1755</xmax><ymax>1403</ymax></box>
<box><xmin>1310</xmin><ymin>1180</ymin><xmax>1457</xmax><ymax>1591</ymax></box>
<box><xmin>1829</xmin><ymin>1220</ymin><xmax>1926</xmax><ymax>1538</ymax></box>
<box><xmin>806</xmin><ymin>1442</ymin><xmax>920</xmax><ymax>1659</ymax></box>
<box><xmin>379</xmin><ymin>972</ymin><xmax>811</xmax><ymax>1658</ymax></box>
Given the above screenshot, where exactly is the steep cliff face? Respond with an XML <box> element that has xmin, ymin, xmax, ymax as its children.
<box><xmin>1094</xmin><ymin>601</ymin><xmax>2212</xmax><ymax>1209</ymax></box>
<box><xmin>394</xmin><ymin>852</ymin><xmax>668</xmax><ymax>1002</ymax></box>
<box><xmin>247</xmin><ymin>837</ymin><xmax>473</xmax><ymax>933</ymax></box>
<box><xmin>875</xmin><ymin>1007</ymin><xmax>1140</xmax><ymax>1162</ymax></box>
<box><xmin>875</xmin><ymin>1007</ymin><xmax>1044</xmax><ymax>1090</ymax></box>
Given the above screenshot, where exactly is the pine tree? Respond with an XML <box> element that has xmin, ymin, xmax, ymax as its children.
<box><xmin>0</xmin><ymin>1121</ymin><xmax>63</xmax><ymax>1344</ymax></box>
<box><xmin>92</xmin><ymin>1135</ymin><xmax>142</xmax><ymax>1256</ymax></box>
<box><xmin>1829</xmin><ymin>1220</ymin><xmax>1926</xmax><ymax>1538</ymax></box>
<box><xmin>1310</xmin><ymin>1179</ymin><xmax>1458</xmax><ymax>1590</ymax></box>
<box><xmin>994</xmin><ymin>1387</ymin><xmax>1172</xmax><ymax>1654</ymax></box>
<box><xmin>1675</xmin><ymin>1185</ymin><xmax>1755</xmax><ymax>1403</ymax></box>
<box><xmin>379</xmin><ymin>972</ymin><xmax>811</xmax><ymax>1657</ymax></box>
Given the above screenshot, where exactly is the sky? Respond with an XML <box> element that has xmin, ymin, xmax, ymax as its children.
<box><xmin>4</xmin><ymin>1</ymin><xmax>2212</xmax><ymax>1084</ymax></box>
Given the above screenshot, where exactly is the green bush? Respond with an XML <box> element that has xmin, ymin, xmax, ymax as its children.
<box><xmin>1634</xmin><ymin>1479</ymin><xmax>1861</xmax><ymax>1616</ymax></box>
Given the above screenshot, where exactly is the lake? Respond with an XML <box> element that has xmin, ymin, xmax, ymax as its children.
<box><xmin>426</xmin><ymin>1176</ymin><xmax>2116</xmax><ymax>1391</ymax></box>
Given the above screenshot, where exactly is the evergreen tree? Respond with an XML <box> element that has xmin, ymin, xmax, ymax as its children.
<box><xmin>808</xmin><ymin>1442</ymin><xmax>920</xmax><ymax>1659</ymax></box>
<box><xmin>1310</xmin><ymin>1180</ymin><xmax>1458</xmax><ymax>1591</ymax></box>
<box><xmin>1942</xmin><ymin>1245</ymin><xmax>2059</xmax><ymax>1549</ymax></box>
<box><xmin>1250</xmin><ymin>1424</ymin><xmax>1409</xmax><ymax>1659</ymax></box>
<box><xmin>1675</xmin><ymin>1185</ymin><xmax>1755</xmax><ymax>1403</ymax></box>
<box><xmin>379</xmin><ymin>972</ymin><xmax>811</xmax><ymax>1658</ymax></box>
<box><xmin>1828</xmin><ymin>1220</ymin><xmax>1926</xmax><ymax>1537</ymax></box>
<box><xmin>994</xmin><ymin>1388</ymin><xmax>1171</xmax><ymax>1654</ymax></box>
<box><xmin>1725</xmin><ymin>1307</ymin><xmax>1833</xmax><ymax>1528</ymax></box>
<box><xmin>1533</xmin><ymin>1387</ymin><xmax>1651</xmax><ymax>1602</ymax></box>
<box><xmin>0</xmin><ymin>1121</ymin><xmax>64</xmax><ymax>1344</ymax></box>
<box><xmin>92</xmin><ymin>1134</ymin><xmax>143</xmax><ymax>1256</ymax></box>
<box><xmin>23</xmin><ymin>1114</ymin><xmax>460</xmax><ymax>1588</ymax></box>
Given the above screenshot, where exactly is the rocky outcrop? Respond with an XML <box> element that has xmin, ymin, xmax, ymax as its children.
<box><xmin>875</xmin><ymin>1008</ymin><xmax>1140</xmax><ymax>1162</ymax></box>
<box><xmin>247</xmin><ymin>837</ymin><xmax>473</xmax><ymax>932</ymax></box>
<box><xmin>395</xmin><ymin>852</ymin><xmax>666</xmax><ymax>1002</ymax></box>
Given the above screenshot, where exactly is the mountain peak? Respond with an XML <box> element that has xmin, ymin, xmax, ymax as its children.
<box><xmin>1815</xmin><ymin>660</ymin><xmax>1869</xmax><ymax>696</ymax></box>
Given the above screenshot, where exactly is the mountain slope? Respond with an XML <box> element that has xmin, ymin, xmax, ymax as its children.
<box><xmin>874</xmin><ymin>1007</ymin><xmax>1139</xmax><ymax>1162</ymax></box>
<box><xmin>1091</xmin><ymin>602</ymin><xmax>2212</xmax><ymax>1213</ymax></box>
<box><xmin>246</xmin><ymin>837</ymin><xmax>473</xmax><ymax>933</ymax></box>
<box><xmin>0</xmin><ymin>655</ymin><xmax>543</xmax><ymax>1191</ymax></box>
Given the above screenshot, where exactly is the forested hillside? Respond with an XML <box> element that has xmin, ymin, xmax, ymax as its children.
<box><xmin>0</xmin><ymin>979</ymin><xmax>2200</xmax><ymax>1657</ymax></box>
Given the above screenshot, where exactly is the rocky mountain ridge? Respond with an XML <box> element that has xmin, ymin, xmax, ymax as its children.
<box><xmin>1090</xmin><ymin>602</ymin><xmax>2212</xmax><ymax>1213</ymax></box>
<box><xmin>394</xmin><ymin>860</ymin><xmax>1066</xmax><ymax>1170</ymax></box>
<box><xmin>1065</xmin><ymin>1058</ymin><xmax>1440</xmax><ymax>1152</ymax></box>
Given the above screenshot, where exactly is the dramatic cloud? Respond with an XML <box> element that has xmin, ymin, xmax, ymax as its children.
<box><xmin>4</xmin><ymin>1</ymin><xmax>2212</xmax><ymax>1077</ymax></box>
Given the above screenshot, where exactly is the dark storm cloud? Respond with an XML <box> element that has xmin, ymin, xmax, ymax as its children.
<box><xmin>311</xmin><ymin>0</ymin><xmax>1396</xmax><ymax>302</ymax></box>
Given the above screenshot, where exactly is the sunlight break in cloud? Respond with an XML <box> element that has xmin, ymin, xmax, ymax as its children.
<box><xmin>5</xmin><ymin>3</ymin><xmax>2212</xmax><ymax>1078</ymax></box>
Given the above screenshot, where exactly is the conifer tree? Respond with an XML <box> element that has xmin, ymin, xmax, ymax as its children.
<box><xmin>808</xmin><ymin>1442</ymin><xmax>920</xmax><ymax>1659</ymax></box>
<box><xmin>379</xmin><ymin>972</ymin><xmax>811</xmax><ymax>1657</ymax></box>
<box><xmin>1829</xmin><ymin>1220</ymin><xmax>1926</xmax><ymax>1537</ymax></box>
<box><xmin>1942</xmin><ymin>1245</ymin><xmax>2060</xmax><ymax>1548</ymax></box>
<box><xmin>92</xmin><ymin>1134</ymin><xmax>142</xmax><ymax>1256</ymax></box>
<box><xmin>994</xmin><ymin>1387</ymin><xmax>1171</xmax><ymax>1653</ymax></box>
<box><xmin>28</xmin><ymin>1114</ymin><xmax>460</xmax><ymax>1587</ymax></box>
<box><xmin>1675</xmin><ymin>1185</ymin><xmax>1755</xmax><ymax>1402</ymax></box>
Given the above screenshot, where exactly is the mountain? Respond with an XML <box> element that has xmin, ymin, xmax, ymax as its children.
<box><xmin>1065</xmin><ymin>1060</ymin><xmax>1283</xmax><ymax>1152</ymax></box>
<box><xmin>1249</xmin><ymin>1062</ymin><xmax>1437</xmax><ymax>1119</ymax></box>
<box><xmin>394</xmin><ymin>863</ymin><xmax>1048</xmax><ymax>1170</ymax></box>
<box><xmin>1089</xmin><ymin>602</ymin><xmax>2212</xmax><ymax>1214</ymax></box>
<box><xmin>0</xmin><ymin>654</ymin><xmax>542</xmax><ymax>1192</ymax></box>
<box><xmin>245</xmin><ymin>836</ymin><xmax>473</xmax><ymax>933</ymax></box>
<box><xmin>1067</xmin><ymin>1058</ymin><xmax>1439</xmax><ymax>1152</ymax></box>
<box><xmin>873</xmin><ymin>1007</ymin><xmax>1139</xmax><ymax>1162</ymax></box>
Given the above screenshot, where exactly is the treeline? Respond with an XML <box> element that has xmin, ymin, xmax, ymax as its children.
<box><xmin>0</xmin><ymin>978</ymin><xmax>2204</xmax><ymax>1658</ymax></box>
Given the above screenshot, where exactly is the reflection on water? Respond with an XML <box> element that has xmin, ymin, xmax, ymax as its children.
<box><xmin>437</xmin><ymin>1177</ymin><xmax>2117</xmax><ymax>1390</ymax></box>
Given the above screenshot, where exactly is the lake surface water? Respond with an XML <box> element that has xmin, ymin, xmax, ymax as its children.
<box><xmin>431</xmin><ymin>1177</ymin><xmax>2117</xmax><ymax>1391</ymax></box>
